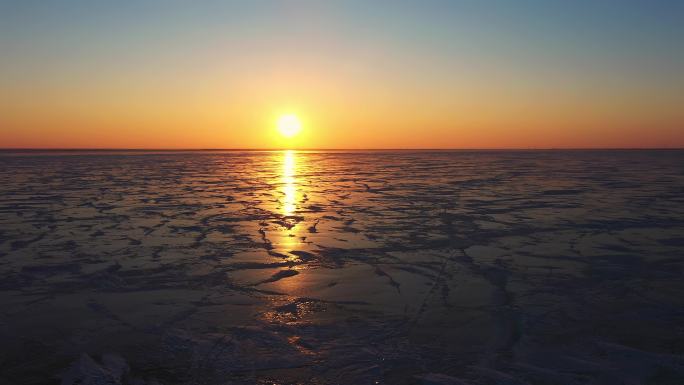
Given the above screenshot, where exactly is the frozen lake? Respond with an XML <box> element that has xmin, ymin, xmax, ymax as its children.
<box><xmin>1</xmin><ymin>150</ymin><xmax>683</xmax><ymax>384</ymax></box>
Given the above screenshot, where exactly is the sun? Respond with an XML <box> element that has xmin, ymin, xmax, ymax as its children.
<box><xmin>277</xmin><ymin>114</ymin><xmax>302</xmax><ymax>138</ymax></box>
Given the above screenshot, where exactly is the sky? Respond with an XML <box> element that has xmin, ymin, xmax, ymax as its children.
<box><xmin>1</xmin><ymin>0</ymin><xmax>683</xmax><ymax>149</ymax></box>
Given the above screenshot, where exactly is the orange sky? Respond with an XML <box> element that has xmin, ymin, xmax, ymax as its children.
<box><xmin>1</xmin><ymin>1</ymin><xmax>683</xmax><ymax>149</ymax></box>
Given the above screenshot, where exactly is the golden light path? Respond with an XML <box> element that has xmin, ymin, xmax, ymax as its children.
<box><xmin>281</xmin><ymin>150</ymin><xmax>297</xmax><ymax>216</ymax></box>
<box><xmin>277</xmin><ymin>149</ymin><xmax>306</xmax><ymax>260</ymax></box>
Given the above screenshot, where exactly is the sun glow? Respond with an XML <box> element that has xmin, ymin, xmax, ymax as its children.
<box><xmin>277</xmin><ymin>114</ymin><xmax>302</xmax><ymax>138</ymax></box>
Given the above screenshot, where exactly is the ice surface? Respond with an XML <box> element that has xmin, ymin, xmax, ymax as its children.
<box><xmin>0</xmin><ymin>149</ymin><xmax>683</xmax><ymax>384</ymax></box>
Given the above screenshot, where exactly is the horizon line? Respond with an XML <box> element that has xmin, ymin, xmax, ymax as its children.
<box><xmin>1</xmin><ymin>147</ymin><xmax>684</xmax><ymax>152</ymax></box>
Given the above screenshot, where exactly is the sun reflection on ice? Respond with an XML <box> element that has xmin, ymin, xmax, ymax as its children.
<box><xmin>272</xmin><ymin>150</ymin><xmax>309</xmax><ymax>251</ymax></box>
<box><xmin>281</xmin><ymin>150</ymin><xmax>297</xmax><ymax>216</ymax></box>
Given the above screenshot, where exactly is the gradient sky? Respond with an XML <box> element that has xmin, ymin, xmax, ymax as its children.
<box><xmin>1</xmin><ymin>0</ymin><xmax>683</xmax><ymax>149</ymax></box>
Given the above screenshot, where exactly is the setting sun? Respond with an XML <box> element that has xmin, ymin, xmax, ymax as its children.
<box><xmin>277</xmin><ymin>114</ymin><xmax>302</xmax><ymax>138</ymax></box>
